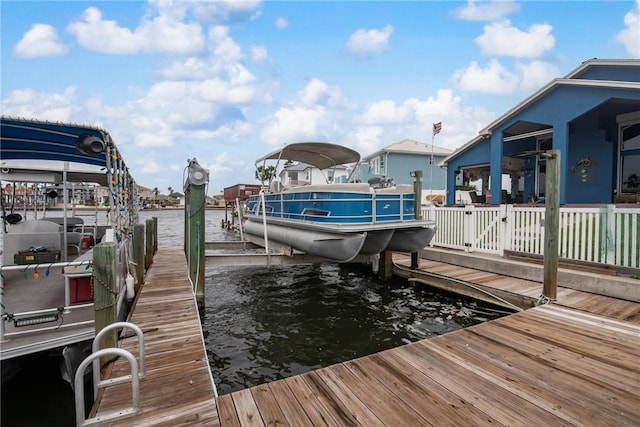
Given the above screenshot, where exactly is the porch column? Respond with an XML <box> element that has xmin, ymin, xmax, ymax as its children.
<box><xmin>551</xmin><ymin>123</ymin><xmax>569</xmax><ymax>204</ymax></box>
<box><xmin>489</xmin><ymin>133</ymin><xmax>503</xmax><ymax>204</ymax></box>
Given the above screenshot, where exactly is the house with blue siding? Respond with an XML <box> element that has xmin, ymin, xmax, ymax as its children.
<box><xmin>353</xmin><ymin>139</ymin><xmax>453</xmax><ymax>203</ymax></box>
<box><xmin>442</xmin><ymin>59</ymin><xmax>640</xmax><ymax>206</ymax></box>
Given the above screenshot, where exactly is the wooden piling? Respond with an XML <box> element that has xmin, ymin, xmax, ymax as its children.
<box><xmin>133</xmin><ymin>224</ymin><xmax>145</xmax><ymax>291</ymax></box>
<box><xmin>93</xmin><ymin>241</ymin><xmax>117</xmax><ymax>366</ymax></box>
<box><xmin>543</xmin><ymin>149</ymin><xmax>560</xmax><ymax>300</ymax></box>
<box><xmin>185</xmin><ymin>184</ymin><xmax>206</xmax><ymax>308</ymax></box>
<box><xmin>145</xmin><ymin>219</ymin><xmax>154</xmax><ymax>269</ymax></box>
<box><xmin>411</xmin><ymin>170</ymin><xmax>423</xmax><ymax>269</ymax></box>
<box><xmin>378</xmin><ymin>250</ymin><xmax>394</xmax><ymax>280</ymax></box>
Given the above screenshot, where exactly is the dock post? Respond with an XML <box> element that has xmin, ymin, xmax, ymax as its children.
<box><xmin>152</xmin><ymin>217</ymin><xmax>158</xmax><ymax>254</ymax></box>
<box><xmin>411</xmin><ymin>170</ymin><xmax>423</xmax><ymax>269</ymax></box>
<box><xmin>378</xmin><ymin>250</ymin><xmax>394</xmax><ymax>280</ymax></box>
<box><xmin>133</xmin><ymin>224</ymin><xmax>145</xmax><ymax>292</ymax></box>
<box><xmin>93</xmin><ymin>241</ymin><xmax>117</xmax><ymax>366</ymax></box>
<box><xmin>542</xmin><ymin>149</ymin><xmax>560</xmax><ymax>301</ymax></box>
<box><xmin>184</xmin><ymin>159</ymin><xmax>209</xmax><ymax>309</ymax></box>
<box><xmin>145</xmin><ymin>218</ymin><xmax>154</xmax><ymax>269</ymax></box>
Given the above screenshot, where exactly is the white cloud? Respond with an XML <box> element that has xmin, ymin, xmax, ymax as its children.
<box><xmin>355</xmin><ymin>100</ymin><xmax>411</xmax><ymax>126</ymax></box>
<box><xmin>0</xmin><ymin>87</ymin><xmax>76</xmax><ymax>121</ymax></box>
<box><xmin>344</xmin><ymin>25</ymin><xmax>393</xmax><ymax>59</ymax></box>
<box><xmin>14</xmin><ymin>24</ymin><xmax>69</xmax><ymax>58</ymax></box>
<box><xmin>189</xmin><ymin>0</ymin><xmax>262</xmax><ymax>23</ymax></box>
<box><xmin>204</xmin><ymin>152</ymin><xmax>233</xmax><ymax>175</ymax></box>
<box><xmin>476</xmin><ymin>20</ymin><xmax>555</xmax><ymax>58</ymax></box>
<box><xmin>452</xmin><ymin>0</ymin><xmax>519</xmax><ymax>22</ymax></box>
<box><xmin>251</xmin><ymin>45</ymin><xmax>268</xmax><ymax>63</ymax></box>
<box><xmin>451</xmin><ymin>60</ymin><xmax>519</xmax><ymax>94</ymax></box>
<box><xmin>616</xmin><ymin>0</ymin><xmax>640</xmax><ymax>57</ymax></box>
<box><xmin>451</xmin><ymin>59</ymin><xmax>560</xmax><ymax>95</ymax></box>
<box><xmin>260</xmin><ymin>106</ymin><xmax>329</xmax><ymax>145</ymax></box>
<box><xmin>516</xmin><ymin>61</ymin><xmax>560</xmax><ymax>94</ymax></box>
<box><xmin>66</xmin><ymin>6</ymin><xmax>204</xmax><ymax>54</ymax></box>
<box><xmin>297</xmin><ymin>78</ymin><xmax>351</xmax><ymax>109</ymax></box>
<box><xmin>275</xmin><ymin>17</ymin><xmax>289</xmax><ymax>30</ymax></box>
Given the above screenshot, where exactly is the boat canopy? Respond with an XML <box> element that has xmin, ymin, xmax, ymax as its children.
<box><xmin>255</xmin><ymin>142</ymin><xmax>360</xmax><ymax>170</ymax></box>
<box><xmin>1</xmin><ymin>116</ymin><xmax>113</xmax><ymax>167</ymax></box>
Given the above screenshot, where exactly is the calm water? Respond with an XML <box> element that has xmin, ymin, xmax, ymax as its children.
<box><xmin>1</xmin><ymin>208</ymin><xmax>509</xmax><ymax>424</ymax></box>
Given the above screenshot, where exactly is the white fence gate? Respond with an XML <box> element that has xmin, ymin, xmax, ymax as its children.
<box><xmin>423</xmin><ymin>204</ymin><xmax>639</xmax><ymax>270</ymax></box>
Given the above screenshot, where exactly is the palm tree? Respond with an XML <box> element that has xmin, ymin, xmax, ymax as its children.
<box><xmin>255</xmin><ymin>165</ymin><xmax>277</xmax><ymax>185</ymax></box>
<box><xmin>168</xmin><ymin>186</ymin><xmax>174</xmax><ymax>197</ymax></box>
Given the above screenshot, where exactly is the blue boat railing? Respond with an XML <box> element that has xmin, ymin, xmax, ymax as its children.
<box><xmin>247</xmin><ymin>189</ymin><xmax>417</xmax><ymax>224</ymax></box>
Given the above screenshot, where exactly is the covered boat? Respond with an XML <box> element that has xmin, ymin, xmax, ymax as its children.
<box><xmin>0</xmin><ymin>116</ymin><xmax>140</xmax><ymax>386</ymax></box>
<box><xmin>243</xmin><ymin>142</ymin><xmax>437</xmax><ymax>262</ymax></box>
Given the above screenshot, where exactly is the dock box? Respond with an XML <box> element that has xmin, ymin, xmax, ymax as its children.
<box><xmin>69</xmin><ymin>275</ymin><xmax>94</xmax><ymax>303</ymax></box>
<box><xmin>224</xmin><ymin>184</ymin><xmax>262</xmax><ymax>203</ymax></box>
<box><xmin>14</xmin><ymin>250</ymin><xmax>60</xmax><ymax>265</ymax></box>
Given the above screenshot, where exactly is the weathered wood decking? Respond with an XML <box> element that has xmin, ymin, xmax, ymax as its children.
<box><xmin>93</xmin><ymin>248</ymin><xmax>639</xmax><ymax>426</ymax></box>
<box><xmin>217</xmin><ymin>255</ymin><xmax>640</xmax><ymax>426</ymax></box>
<box><xmin>91</xmin><ymin>248</ymin><xmax>219</xmax><ymax>426</ymax></box>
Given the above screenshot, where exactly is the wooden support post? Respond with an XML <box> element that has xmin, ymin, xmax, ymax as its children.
<box><xmin>378</xmin><ymin>250</ymin><xmax>393</xmax><ymax>280</ymax></box>
<box><xmin>93</xmin><ymin>241</ymin><xmax>117</xmax><ymax>367</ymax></box>
<box><xmin>152</xmin><ymin>216</ymin><xmax>158</xmax><ymax>254</ymax></box>
<box><xmin>185</xmin><ymin>183</ymin><xmax>206</xmax><ymax>308</ymax></box>
<box><xmin>411</xmin><ymin>170</ymin><xmax>423</xmax><ymax>269</ymax></box>
<box><xmin>145</xmin><ymin>218</ymin><xmax>154</xmax><ymax>269</ymax></box>
<box><xmin>543</xmin><ymin>149</ymin><xmax>560</xmax><ymax>301</ymax></box>
<box><xmin>133</xmin><ymin>224</ymin><xmax>145</xmax><ymax>292</ymax></box>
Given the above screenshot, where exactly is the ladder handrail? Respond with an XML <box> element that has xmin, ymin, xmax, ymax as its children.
<box><xmin>92</xmin><ymin>321</ymin><xmax>145</xmax><ymax>399</ymax></box>
<box><xmin>74</xmin><ymin>348</ymin><xmax>140</xmax><ymax>426</ymax></box>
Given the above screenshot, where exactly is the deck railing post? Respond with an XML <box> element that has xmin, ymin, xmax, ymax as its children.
<box><xmin>93</xmin><ymin>241</ymin><xmax>118</xmax><ymax>366</ymax></box>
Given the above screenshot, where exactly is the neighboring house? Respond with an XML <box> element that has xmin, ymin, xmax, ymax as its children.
<box><xmin>279</xmin><ymin>162</ymin><xmax>350</xmax><ymax>186</ymax></box>
<box><xmin>442</xmin><ymin>58</ymin><xmax>640</xmax><ymax>206</ymax></box>
<box><xmin>353</xmin><ymin>139</ymin><xmax>453</xmax><ymax>202</ymax></box>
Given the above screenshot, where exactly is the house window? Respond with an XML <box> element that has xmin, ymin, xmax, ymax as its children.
<box><xmin>620</xmin><ymin>122</ymin><xmax>640</xmax><ymax>193</ymax></box>
<box><xmin>327</xmin><ymin>170</ymin><xmax>335</xmax><ymax>183</ymax></box>
<box><xmin>370</xmin><ymin>156</ymin><xmax>385</xmax><ymax>175</ymax></box>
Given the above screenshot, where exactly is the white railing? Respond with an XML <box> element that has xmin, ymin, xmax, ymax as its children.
<box><xmin>423</xmin><ymin>204</ymin><xmax>640</xmax><ymax>269</ymax></box>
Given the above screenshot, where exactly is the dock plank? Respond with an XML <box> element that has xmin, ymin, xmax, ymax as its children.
<box><xmin>91</xmin><ymin>248</ymin><xmax>219</xmax><ymax>426</ymax></box>
<box><xmin>219</xmin><ymin>252</ymin><xmax>640</xmax><ymax>427</ymax></box>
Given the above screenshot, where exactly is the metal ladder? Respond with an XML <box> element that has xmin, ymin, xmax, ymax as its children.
<box><xmin>74</xmin><ymin>322</ymin><xmax>146</xmax><ymax>426</ymax></box>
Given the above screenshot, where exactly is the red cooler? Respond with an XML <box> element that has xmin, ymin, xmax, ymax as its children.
<box><xmin>69</xmin><ymin>275</ymin><xmax>94</xmax><ymax>303</ymax></box>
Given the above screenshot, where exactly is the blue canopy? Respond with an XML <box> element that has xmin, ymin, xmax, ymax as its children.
<box><xmin>1</xmin><ymin>116</ymin><xmax>112</xmax><ymax>167</ymax></box>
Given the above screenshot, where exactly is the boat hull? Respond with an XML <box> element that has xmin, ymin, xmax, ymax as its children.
<box><xmin>386</xmin><ymin>226</ymin><xmax>437</xmax><ymax>253</ymax></box>
<box><xmin>243</xmin><ymin>220</ymin><xmax>367</xmax><ymax>262</ymax></box>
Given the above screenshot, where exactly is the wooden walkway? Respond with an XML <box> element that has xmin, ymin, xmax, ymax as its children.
<box><xmin>91</xmin><ymin>248</ymin><xmax>219</xmax><ymax>426</ymax></box>
<box><xmin>92</xmin><ymin>248</ymin><xmax>639</xmax><ymax>426</ymax></box>
<box><xmin>217</xmin><ymin>255</ymin><xmax>640</xmax><ymax>427</ymax></box>
<box><xmin>393</xmin><ymin>255</ymin><xmax>640</xmax><ymax>323</ymax></box>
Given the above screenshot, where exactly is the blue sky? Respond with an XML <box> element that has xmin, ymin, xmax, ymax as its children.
<box><xmin>2</xmin><ymin>0</ymin><xmax>639</xmax><ymax>194</ymax></box>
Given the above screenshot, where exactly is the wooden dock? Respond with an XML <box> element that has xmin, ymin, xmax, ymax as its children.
<box><xmin>92</xmin><ymin>247</ymin><xmax>639</xmax><ymax>426</ymax></box>
<box><xmin>91</xmin><ymin>248</ymin><xmax>219</xmax><ymax>426</ymax></box>
<box><xmin>217</xmin><ymin>253</ymin><xmax>640</xmax><ymax>426</ymax></box>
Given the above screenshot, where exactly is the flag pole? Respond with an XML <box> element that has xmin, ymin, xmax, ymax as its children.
<box><xmin>430</xmin><ymin>122</ymin><xmax>441</xmax><ymax>202</ymax></box>
<box><xmin>430</xmin><ymin>132</ymin><xmax>434</xmax><ymax>201</ymax></box>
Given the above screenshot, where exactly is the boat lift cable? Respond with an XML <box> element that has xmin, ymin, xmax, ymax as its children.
<box><xmin>393</xmin><ymin>261</ymin><xmax>523</xmax><ymax>312</ymax></box>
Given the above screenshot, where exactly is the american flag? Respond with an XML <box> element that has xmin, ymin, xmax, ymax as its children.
<box><xmin>433</xmin><ymin>122</ymin><xmax>442</xmax><ymax>136</ymax></box>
